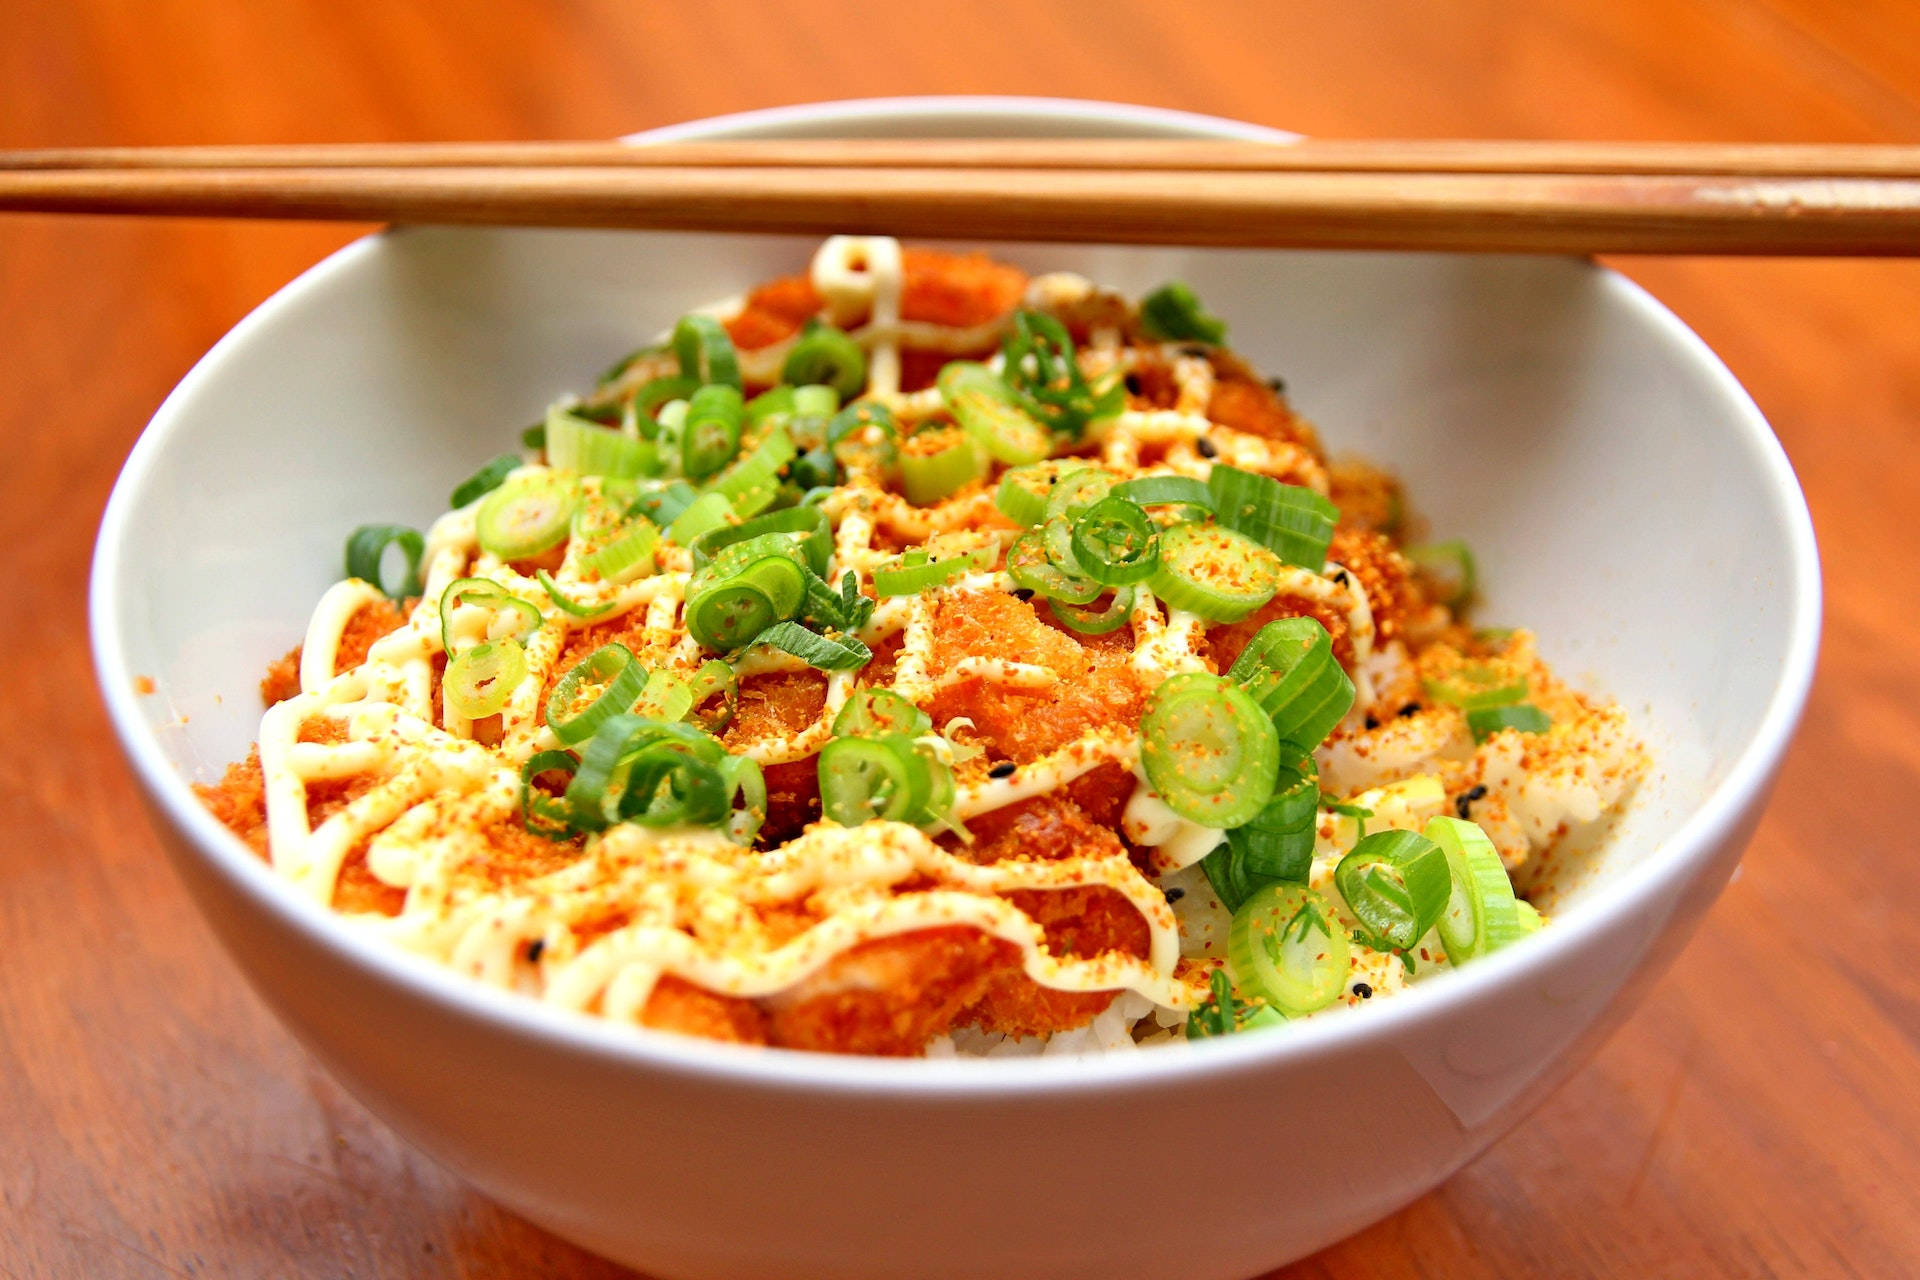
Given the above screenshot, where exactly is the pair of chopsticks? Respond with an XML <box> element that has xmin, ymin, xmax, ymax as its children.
<box><xmin>3</xmin><ymin>138</ymin><xmax>1918</xmax><ymax>254</ymax></box>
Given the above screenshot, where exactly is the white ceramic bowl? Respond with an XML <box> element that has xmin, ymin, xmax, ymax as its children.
<box><xmin>91</xmin><ymin>98</ymin><xmax>1820</xmax><ymax>1280</ymax></box>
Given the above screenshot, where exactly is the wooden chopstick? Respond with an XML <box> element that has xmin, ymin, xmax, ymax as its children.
<box><xmin>8</xmin><ymin>138</ymin><xmax>1920</xmax><ymax>178</ymax></box>
<box><xmin>2</xmin><ymin>140</ymin><xmax>1919</xmax><ymax>255</ymax></box>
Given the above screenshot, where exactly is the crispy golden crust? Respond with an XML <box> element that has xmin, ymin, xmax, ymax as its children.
<box><xmin>764</xmin><ymin>928</ymin><xmax>1014</xmax><ymax>1056</ymax></box>
<box><xmin>641</xmin><ymin>975</ymin><xmax>770</xmax><ymax>1045</ymax></box>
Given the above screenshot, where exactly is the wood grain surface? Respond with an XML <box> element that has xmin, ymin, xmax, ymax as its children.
<box><xmin>3</xmin><ymin>2</ymin><xmax>1917</xmax><ymax>1276</ymax></box>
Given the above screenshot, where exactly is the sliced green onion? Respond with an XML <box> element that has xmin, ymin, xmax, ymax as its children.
<box><xmin>1144</xmin><ymin>521</ymin><xmax>1279</xmax><ymax>622</ymax></box>
<box><xmin>1069</xmin><ymin>497</ymin><xmax>1160</xmax><ymax>586</ymax></box>
<box><xmin>685</xmin><ymin>659</ymin><xmax>739</xmax><ymax>734</ymax></box>
<box><xmin>1226</xmin><ymin>885</ymin><xmax>1349</xmax><ymax>1017</ymax></box>
<box><xmin>1140</xmin><ymin>281</ymin><xmax>1227</xmax><ymax>345</ymax></box>
<box><xmin>450</xmin><ymin>454</ymin><xmax>521</xmax><ymax>509</ymax></box>
<box><xmin>545</xmin><ymin>643</ymin><xmax>647</xmax><ymax>748</ymax></box>
<box><xmin>1225</xmin><ymin>755</ymin><xmax>1319</xmax><ymax>883</ymax></box>
<box><xmin>1006</xmin><ymin>527</ymin><xmax>1103</xmax><ymax>605</ymax></box>
<box><xmin>1226</xmin><ymin>617</ymin><xmax>1356</xmax><ymax>751</ymax></box>
<box><xmin>520</xmin><ymin>748</ymin><xmax>582</xmax><ymax>839</ymax></box>
<box><xmin>1139</xmin><ymin>673</ymin><xmax>1279</xmax><ymax>828</ymax></box>
<box><xmin>899</xmin><ymin>426</ymin><xmax>986</xmax><ymax>506</ymax></box>
<box><xmin>679</xmin><ymin>384</ymin><xmax>746</xmax><ymax>481</ymax></box>
<box><xmin>690</xmin><ymin>504</ymin><xmax>831</xmax><ymax>578</ymax></box>
<box><xmin>345</xmin><ymin>524</ymin><xmax>425</xmax><ymax>599</ymax></box>
<box><xmin>751</xmin><ymin>620</ymin><xmax>872</xmax><ymax>671</ymax></box>
<box><xmin>871</xmin><ymin>542</ymin><xmax>993</xmax><ymax>597</ymax></box>
<box><xmin>578</xmin><ymin>515</ymin><xmax>658</xmax><ymax>585</ymax></box>
<box><xmin>597</xmin><ymin>342</ymin><xmax>664</xmax><ymax>388</ymax></box>
<box><xmin>782</xmin><ymin>323</ymin><xmax>867</xmax><ymax>400</ymax></box>
<box><xmin>438</xmin><ymin>576</ymin><xmax>542</xmax><ymax>655</ymax></box>
<box><xmin>825</xmin><ymin>399</ymin><xmax>897</xmax><ymax>448</ymax></box>
<box><xmin>1046</xmin><ymin>585</ymin><xmax>1136</xmax><ymax>635</ymax></box>
<box><xmin>629</xmin><ymin>479</ymin><xmax>698</xmax><ymax>530</ymax></box>
<box><xmin>745</xmin><ymin>385</ymin><xmax>796</xmax><ymax>425</ymax></box>
<box><xmin>1109</xmin><ymin>474</ymin><xmax>1215</xmax><ymax>513</ymax></box>
<box><xmin>1184</xmin><ymin>966</ymin><xmax>1280</xmax><ymax>1039</ymax></box>
<box><xmin>633</xmin><ymin>668</ymin><xmax>695</xmax><ymax>723</ymax></box>
<box><xmin>1043</xmin><ymin>467</ymin><xmax>1120</xmax><ymax>522</ymax></box>
<box><xmin>546</xmin><ymin>407</ymin><xmax>655</xmax><ymax>479</ymax></box>
<box><xmin>937</xmin><ymin>362</ymin><xmax>1052</xmax><ymax>465</ymax></box>
<box><xmin>999</xmin><ymin>310</ymin><xmax>1124</xmax><ymax>437</ymax></box>
<box><xmin>1515</xmin><ymin>899</ymin><xmax>1544</xmax><ymax>936</ymax></box>
<box><xmin>1206</xmin><ymin>466</ymin><xmax>1339</xmax><ymax>571</ymax></box>
<box><xmin>1407</xmin><ymin>539</ymin><xmax>1476</xmax><ymax>608</ymax></box>
<box><xmin>790</xmin><ymin>384</ymin><xmax>840</xmax><ymax>421</ymax></box>
<box><xmin>443</xmin><ymin>639</ymin><xmax>528</xmax><ymax>720</ymax></box>
<box><xmin>818</xmin><ymin>734</ymin><xmax>926</xmax><ymax>825</ymax></box>
<box><xmin>1424</xmin><ymin>815</ymin><xmax>1524</xmax><ymax>964</ymax></box>
<box><xmin>666</xmin><ymin>491</ymin><xmax>734</xmax><ymax>547</ymax></box>
<box><xmin>1467</xmin><ymin>703</ymin><xmax>1551</xmax><ymax>743</ymax></box>
<box><xmin>476</xmin><ymin>474</ymin><xmax>577</xmax><ymax>561</ymax></box>
<box><xmin>706</xmin><ymin>425</ymin><xmax>797</xmax><ymax>518</ymax></box>
<box><xmin>565</xmin><ymin>716</ymin><xmax>731</xmax><ymax>831</ymax></box>
<box><xmin>535</xmin><ymin>569</ymin><xmax>616</xmax><ymax>619</ymax></box>
<box><xmin>1424</xmin><ymin>663</ymin><xmax>1528</xmax><ymax>711</ymax></box>
<box><xmin>521</xmin><ymin>421</ymin><xmax>546</xmax><ymax>451</ymax></box>
<box><xmin>1201</xmin><ymin>844</ymin><xmax>1261</xmax><ymax>917</ymax></box>
<box><xmin>994</xmin><ymin>459</ymin><xmax>1094</xmax><ymax>527</ymax></box>
<box><xmin>832</xmin><ymin>688</ymin><xmax>932</xmax><ymax>738</ymax></box>
<box><xmin>686</xmin><ymin>584</ymin><xmax>776</xmax><ymax>653</ymax></box>
<box><xmin>1334</xmin><ymin>829</ymin><xmax>1451</xmax><ymax>952</ymax></box>
<box><xmin>672</xmin><ymin>314</ymin><xmax>742</xmax><ymax>391</ymax></box>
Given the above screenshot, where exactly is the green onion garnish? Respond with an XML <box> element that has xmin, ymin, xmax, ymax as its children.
<box><xmin>898</xmin><ymin>427</ymin><xmax>986</xmax><ymax>506</ymax></box>
<box><xmin>1205</xmin><ymin>466</ymin><xmax>1339</xmax><ymax>571</ymax></box>
<box><xmin>1334</xmin><ymin>829</ymin><xmax>1451</xmax><ymax>952</ymax></box>
<box><xmin>665</xmin><ymin>491</ymin><xmax>734</xmax><ymax>548</ymax></box>
<box><xmin>801</xmin><ymin>569</ymin><xmax>876</xmax><ymax>634</ymax></box>
<box><xmin>520</xmin><ymin>748</ymin><xmax>581</xmax><ymax>840</ymax></box>
<box><xmin>1139</xmin><ymin>281</ymin><xmax>1227</xmax><ymax>345</ymax></box>
<box><xmin>1423</xmin><ymin>663</ymin><xmax>1528</xmax><ymax>711</ymax></box>
<box><xmin>680</xmin><ymin>384</ymin><xmax>746</xmax><ymax>481</ymax></box>
<box><xmin>344</xmin><ymin>524</ymin><xmax>426</xmax><ymax>600</ymax></box>
<box><xmin>546</xmin><ymin>407</ymin><xmax>656</xmax><ymax>480</ymax></box>
<box><xmin>1139</xmin><ymin>673</ymin><xmax>1280</xmax><ymax>828</ymax></box>
<box><xmin>781</xmin><ymin>322</ymin><xmax>868</xmax><ymax>400</ymax></box>
<box><xmin>832</xmin><ymin>688</ymin><xmax>933</xmax><ymax>739</ymax></box>
<box><xmin>1069</xmin><ymin>496</ymin><xmax>1160</xmax><ymax>586</ymax></box>
<box><xmin>1143</xmin><ymin>521</ymin><xmax>1279</xmax><ymax>622</ymax></box>
<box><xmin>1109</xmin><ymin>474</ymin><xmax>1215</xmax><ymax>513</ymax></box>
<box><xmin>1406</xmin><ymin>539</ymin><xmax>1477</xmax><ymax>608</ymax></box>
<box><xmin>563</xmin><ymin>714</ymin><xmax>759</xmax><ymax>836</ymax></box>
<box><xmin>872</xmin><ymin>543</ymin><xmax>992</xmax><ymax>597</ymax></box>
<box><xmin>1466</xmin><ymin>703</ymin><xmax>1551</xmax><ymax>743</ymax></box>
<box><xmin>993</xmin><ymin>459</ymin><xmax>1094</xmax><ymax>527</ymax></box>
<box><xmin>704</xmin><ymin>424</ymin><xmax>797</xmax><ymax>518</ymax></box>
<box><xmin>1425</xmin><ymin>815</ymin><xmax>1525</xmax><ymax>964</ymax></box>
<box><xmin>1046</xmin><ymin>586</ymin><xmax>1136</xmax><ymax>635</ymax></box>
<box><xmin>1184</xmin><ymin>967</ymin><xmax>1281</xmax><ymax>1039</ymax></box>
<box><xmin>576</xmin><ymin>513</ymin><xmax>659</xmax><ymax>586</ymax></box>
<box><xmin>437</xmin><ymin>576</ymin><xmax>542</xmax><ymax>656</ymax></box>
<box><xmin>825</xmin><ymin>399</ymin><xmax>897</xmax><ymax>449</ymax></box>
<box><xmin>1226</xmin><ymin>755</ymin><xmax>1319</xmax><ymax>882</ymax></box>
<box><xmin>672</xmin><ymin>314</ymin><xmax>742</xmax><ymax>392</ymax></box>
<box><xmin>689</xmin><ymin>504</ymin><xmax>831</xmax><ymax>578</ymax></box>
<box><xmin>443</xmin><ymin>639</ymin><xmax>528</xmax><ymax>720</ymax></box>
<box><xmin>937</xmin><ymin>361</ymin><xmax>1053</xmax><ymax>465</ymax></box>
<box><xmin>1006</xmin><ymin>526</ymin><xmax>1103</xmax><ymax>606</ymax></box>
<box><xmin>818</xmin><ymin>733</ymin><xmax>928</xmax><ymax>825</ymax></box>
<box><xmin>1226</xmin><ymin>616</ymin><xmax>1356</xmax><ymax>752</ymax></box>
<box><xmin>545</xmin><ymin>643</ymin><xmax>649</xmax><ymax>748</ymax></box>
<box><xmin>449</xmin><ymin>454</ymin><xmax>521</xmax><ymax>509</ymax></box>
<box><xmin>596</xmin><ymin>342</ymin><xmax>664</xmax><ymax>389</ymax></box>
<box><xmin>1226</xmin><ymin>885</ymin><xmax>1349</xmax><ymax>1017</ymax></box>
<box><xmin>750</xmin><ymin>620</ymin><xmax>872</xmax><ymax>671</ymax></box>
<box><xmin>534</xmin><ymin>569</ymin><xmax>616</xmax><ymax>619</ymax></box>
<box><xmin>685</xmin><ymin>659</ymin><xmax>739</xmax><ymax>735</ymax></box>
<box><xmin>999</xmin><ymin>310</ymin><xmax>1124</xmax><ymax>438</ymax></box>
<box><xmin>476</xmin><ymin>474</ymin><xmax>577</xmax><ymax>562</ymax></box>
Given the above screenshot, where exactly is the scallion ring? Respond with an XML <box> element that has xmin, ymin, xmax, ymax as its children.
<box><xmin>1144</xmin><ymin>521</ymin><xmax>1279</xmax><ymax>622</ymax></box>
<box><xmin>520</xmin><ymin>749</ymin><xmax>582</xmax><ymax>840</ymax></box>
<box><xmin>672</xmin><ymin>314</ymin><xmax>742</xmax><ymax>391</ymax></box>
<box><xmin>449</xmin><ymin>454</ymin><xmax>521</xmax><ymax>509</ymax></box>
<box><xmin>1424</xmin><ymin>815</ymin><xmax>1525</xmax><ymax>964</ymax></box>
<box><xmin>443</xmin><ymin>639</ymin><xmax>528</xmax><ymax>720</ymax></box>
<box><xmin>1226</xmin><ymin>884</ymin><xmax>1350</xmax><ymax>1017</ymax></box>
<box><xmin>685</xmin><ymin>659</ymin><xmax>739</xmax><ymax>734</ymax></box>
<box><xmin>1140</xmin><ymin>281</ymin><xmax>1227</xmax><ymax>345</ymax></box>
<box><xmin>994</xmin><ymin>459</ymin><xmax>1093</xmax><ymax>527</ymax></box>
<box><xmin>680</xmin><ymin>384</ymin><xmax>746</xmax><ymax>481</ymax></box>
<box><xmin>1205</xmin><ymin>465</ymin><xmax>1339</xmax><ymax>571</ymax></box>
<box><xmin>898</xmin><ymin>426</ymin><xmax>986</xmax><ymax>506</ymax></box>
<box><xmin>345</xmin><ymin>524</ymin><xmax>426</xmax><ymax>600</ymax></box>
<box><xmin>818</xmin><ymin>734</ymin><xmax>927</xmax><ymax>825</ymax></box>
<box><xmin>1138</xmin><ymin>673</ymin><xmax>1280</xmax><ymax>828</ymax></box>
<box><xmin>437</xmin><ymin>576</ymin><xmax>542</xmax><ymax>655</ymax></box>
<box><xmin>475</xmin><ymin>474</ymin><xmax>577</xmax><ymax>561</ymax></box>
<box><xmin>781</xmin><ymin>322</ymin><xmax>867</xmax><ymax>400</ymax></box>
<box><xmin>832</xmin><ymin>687</ymin><xmax>932</xmax><ymax>739</ymax></box>
<box><xmin>1333</xmin><ymin>829</ymin><xmax>1452</xmax><ymax>952</ymax></box>
<box><xmin>535</xmin><ymin>569</ymin><xmax>616</xmax><ymax>619</ymax></box>
<box><xmin>1069</xmin><ymin>496</ymin><xmax>1160</xmax><ymax>586</ymax></box>
<box><xmin>1006</xmin><ymin>528</ymin><xmax>1104</xmax><ymax>606</ymax></box>
<box><xmin>1226</xmin><ymin>616</ymin><xmax>1356</xmax><ymax>752</ymax></box>
<box><xmin>1046</xmin><ymin>585</ymin><xmax>1136</xmax><ymax>635</ymax></box>
<box><xmin>544</xmin><ymin>643</ymin><xmax>647</xmax><ymax>748</ymax></box>
<box><xmin>1466</xmin><ymin>703</ymin><xmax>1551</xmax><ymax>743</ymax></box>
<box><xmin>937</xmin><ymin>362</ymin><xmax>1053</xmax><ymax>465</ymax></box>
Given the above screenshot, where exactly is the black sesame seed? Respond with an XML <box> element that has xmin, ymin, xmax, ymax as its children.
<box><xmin>1364</xmin><ymin>715</ymin><xmax>1380</xmax><ymax>731</ymax></box>
<box><xmin>988</xmin><ymin>761</ymin><xmax>1017</xmax><ymax>779</ymax></box>
<box><xmin>1352</xmin><ymin>982</ymin><xmax>1373</xmax><ymax>999</ymax></box>
<box><xmin>1196</xmin><ymin>437</ymin><xmax>1219</xmax><ymax>459</ymax></box>
<box><xmin>1455</xmin><ymin>784</ymin><xmax>1488</xmax><ymax>819</ymax></box>
<box><xmin>1397</xmin><ymin>702</ymin><xmax>1421</xmax><ymax>718</ymax></box>
<box><xmin>1124</xmin><ymin>373</ymin><xmax>1143</xmax><ymax>395</ymax></box>
<box><xmin>1330</xmin><ymin>568</ymin><xmax>1350</xmax><ymax>586</ymax></box>
<box><xmin>1177</xmin><ymin>344</ymin><xmax>1210</xmax><ymax>358</ymax></box>
<box><xmin>1012</xmin><ymin>587</ymin><xmax>1035</xmax><ymax>602</ymax></box>
<box><xmin>526</xmin><ymin>939</ymin><xmax>545</xmax><ymax>963</ymax></box>
<box><xmin>1465</xmin><ymin>784</ymin><xmax>1488</xmax><ymax>800</ymax></box>
<box><xmin>1164</xmin><ymin>887</ymin><xmax>1186</xmax><ymax>903</ymax></box>
<box><xmin>1266</xmin><ymin>375</ymin><xmax>1288</xmax><ymax>394</ymax></box>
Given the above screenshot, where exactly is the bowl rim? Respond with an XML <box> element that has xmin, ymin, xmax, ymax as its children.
<box><xmin>90</xmin><ymin>94</ymin><xmax>1822</xmax><ymax>1097</ymax></box>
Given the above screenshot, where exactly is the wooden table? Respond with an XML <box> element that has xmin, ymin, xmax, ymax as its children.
<box><xmin>5</xmin><ymin>2</ymin><xmax>1917</xmax><ymax>1275</ymax></box>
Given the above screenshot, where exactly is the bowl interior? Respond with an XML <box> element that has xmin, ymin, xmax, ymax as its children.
<box><xmin>94</xmin><ymin>99</ymin><xmax>1815</xmax><ymax>1034</ymax></box>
